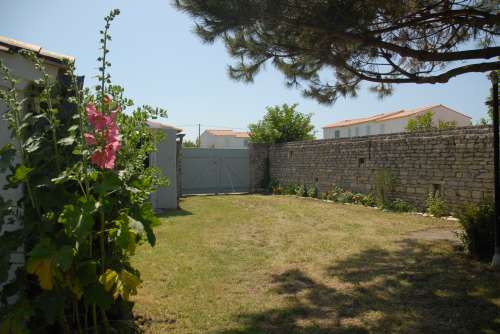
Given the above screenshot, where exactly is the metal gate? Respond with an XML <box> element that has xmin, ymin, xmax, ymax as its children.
<box><xmin>181</xmin><ymin>148</ymin><xmax>249</xmax><ymax>195</ymax></box>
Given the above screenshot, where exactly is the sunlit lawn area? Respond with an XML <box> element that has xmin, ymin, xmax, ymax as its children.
<box><xmin>132</xmin><ymin>195</ymin><xmax>500</xmax><ymax>334</ymax></box>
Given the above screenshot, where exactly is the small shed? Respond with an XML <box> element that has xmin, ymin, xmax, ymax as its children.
<box><xmin>147</xmin><ymin>120</ymin><xmax>183</xmax><ymax>211</ymax></box>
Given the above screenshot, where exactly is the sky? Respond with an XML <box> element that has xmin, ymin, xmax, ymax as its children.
<box><xmin>1</xmin><ymin>0</ymin><xmax>493</xmax><ymax>141</ymax></box>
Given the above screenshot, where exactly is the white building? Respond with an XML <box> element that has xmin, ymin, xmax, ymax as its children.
<box><xmin>0</xmin><ymin>35</ymin><xmax>75</xmax><ymax>303</ymax></box>
<box><xmin>200</xmin><ymin>129</ymin><xmax>250</xmax><ymax>149</ymax></box>
<box><xmin>323</xmin><ymin>105</ymin><xmax>472</xmax><ymax>139</ymax></box>
<box><xmin>147</xmin><ymin>120</ymin><xmax>183</xmax><ymax>210</ymax></box>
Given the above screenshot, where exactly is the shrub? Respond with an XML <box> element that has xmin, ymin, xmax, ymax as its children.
<box><xmin>426</xmin><ymin>192</ymin><xmax>448</xmax><ymax>217</ymax></box>
<box><xmin>307</xmin><ymin>185</ymin><xmax>318</xmax><ymax>198</ymax></box>
<box><xmin>295</xmin><ymin>184</ymin><xmax>307</xmax><ymax>197</ymax></box>
<box><xmin>320</xmin><ymin>191</ymin><xmax>330</xmax><ymax>200</ymax></box>
<box><xmin>351</xmin><ymin>193</ymin><xmax>365</xmax><ymax>205</ymax></box>
<box><xmin>282</xmin><ymin>183</ymin><xmax>297</xmax><ymax>195</ymax></box>
<box><xmin>329</xmin><ymin>185</ymin><xmax>345</xmax><ymax>202</ymax></box>
<box><xmin>373</xmin><ymin>169</ymin><xmax>397</xmax><ymax>208</ymax></box>
<box><xmin>390</xmin><ymin>198</ymin><xmax>416</xmax><ymax>212</ymax></box>
<box><xmin>269</xmin><ymin>179</ymin><xmax>281</xmax><ymax>194</ymax></box>
<box><xmin>361</xmin><ymin>193</ymin><xmax>376</xmax><ymax>207</ymax></box>
<box><xmin>457</xmin><ymin>200</ymin><xmax>494</xmax><ymax>261</ymax></box>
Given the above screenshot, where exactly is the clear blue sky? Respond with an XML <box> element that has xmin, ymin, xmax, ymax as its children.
<box><xmin>1</xmin><ymin>0</ymin><xmax>492</xmax><ymax>141</ymax></box>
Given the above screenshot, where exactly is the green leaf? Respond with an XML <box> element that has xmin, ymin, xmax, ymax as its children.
<box><xmin>0</xmin><ymin>144</ymin><xmax>16</xmax><ymax>172</ymax></box>
<box><xmin>23</xmin><ymin>136</ymin><xmax>42</xmax><ymax>153</ymax></box>
<box><xmin>67</xmin><ymin>125</ymin><xmax>79</xmax><ymax>132</ymax></box>
<box><xmin>94</xmin><ymin>172</ymin><xmax>122</xmax><ymax>197</ymax></box>
<box><xmin>58</xmin><ymin>199</ymin><xmax>97</xmax><ymax>241</ymax></box>
<box><xmin>139</xmin><ymin>204</ymin><xmax>158</xmax><ymax>246</ymax></box>
<box><xmin>10</xmin><ymin>165</ymin><xmax>33</xmax><ymax>184</ymax></box>
<box><xmin>57</xmin><ymin>245</ymin><xmax>74</xmax><ymax>271</ymax></box>
<box><xmin>29</xmin><ymin>238</ymin><xmax>56</xmax><ymax>260</ymax></box>
<box><xmin>58</xmin><ymin>136</ymin><xmax>75</xmax><ymax>146</ymax></box>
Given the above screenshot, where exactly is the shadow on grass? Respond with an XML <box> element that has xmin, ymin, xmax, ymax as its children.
<box><xmin>219</xmin><ymin>240</ymin><xmax>500</xmax><ymax>334</ymax></box>
<box><xmin>156</xmin><ymin>208</ymin><xmax>193</xmax><ymax>218</ymax></box>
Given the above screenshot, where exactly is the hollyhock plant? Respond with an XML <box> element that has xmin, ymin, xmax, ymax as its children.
<box><xmin>85</xmin><ymin>98</ymin><xmax>121</xmax><ymax>169</ymax></box>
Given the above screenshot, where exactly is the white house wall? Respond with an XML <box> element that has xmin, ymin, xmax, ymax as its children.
<box><xmin>0</xmin><ymin>51</ymin><xmax>62</xmax><ymax>303</ymax></box>
<box><xmin>323</xmin><ymin>106</ymin><xmax>472</xmax><ymax>139</ymax></box>
<box><xmin>200</xmin><ymin>133</ymin><xmax>248</xmax><ymax>149</ymax></box>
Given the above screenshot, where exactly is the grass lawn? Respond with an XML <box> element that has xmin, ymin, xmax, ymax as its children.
<box><xmin>132</xmin><ymin>195</ymin><xmax>500</xmax><ymax>334</ymax></box>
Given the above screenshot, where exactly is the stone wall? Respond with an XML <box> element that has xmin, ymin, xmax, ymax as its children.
<box><xmin>249</xmin><ymin>126</ymin><xmax>494</xmax><ymax>212</ymax></box>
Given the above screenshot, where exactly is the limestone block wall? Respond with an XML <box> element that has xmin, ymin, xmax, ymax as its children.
<box><xmin>250</xmin><ymin>126</ymin><xmax>494</xmax><ymax>212</ymax></box>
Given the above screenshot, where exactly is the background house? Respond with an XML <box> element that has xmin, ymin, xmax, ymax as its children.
<box><xmin>200</xmin><ymin>129</ymin><xmax>250</xmax><ymax>148</ymax></box>
<box><xmin>323</xmin><ymin>104</ymin><xmax>472</xmax><ymax>139</ymax></box>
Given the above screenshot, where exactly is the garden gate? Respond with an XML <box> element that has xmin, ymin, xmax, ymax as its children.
<box><xmin>182</xmin><ymin>148</ymin><xmax>249</xmax><ymax>195</ymax></box>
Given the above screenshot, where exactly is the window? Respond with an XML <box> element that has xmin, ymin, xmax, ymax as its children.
<box><xmin>288</xmin><ymin>150</ymin><xmax>294</xmax><ymax>160</ymax></box>
<box><xmin>243</xmin><ymin>139</ymin><xmax>248</xmax><ymax>147</ymax></box>
<box><xmin>348</xmin><ymin>128</ymin><xmax>352</xmax><ymax>137</ymax></box>
<box><xmin>380</xmin><ymin>123</ymin><xmax>385</xmax><ymax>134</ymax></box>
<box><xmin>355</xmin><ymin>127</ymin><xmax>359</xmax><ymax>136</ymax></box>
<box><xmin>334</xmin><ymin>130</ymin><xmax>340</xmax><ymax>138</ymax></box>
<box><xmin>366</xmin><ymin>125</ymin><xmax>371</xmax><ymax>135</ymax></box>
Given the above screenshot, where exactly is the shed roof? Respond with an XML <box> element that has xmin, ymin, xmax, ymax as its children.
<box><xmin>147</xmin><ymin>120</ymin><xmax>183</xmax><ymax>133</ymax></box>
<box><xmin>0</xmin><ymin>35</ymin><xmax>75</xmax><ymax>65</ymax></box>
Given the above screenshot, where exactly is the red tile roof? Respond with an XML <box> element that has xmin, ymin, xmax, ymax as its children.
<box><xmin>205</xmin><ymin>129</ymin><xmax>249</xmax><ymax>138</ymax></box>
<box><xmin>323</xmin><ymin>105</ymin><xmax>471</xmax><ymax>129</ymax></box>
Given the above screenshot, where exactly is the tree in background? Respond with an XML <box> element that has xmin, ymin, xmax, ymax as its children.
<box><xmin>249</xmin><ymin>104</ymin><xmax>314</xmax><ymax>143</ymax></box>
<box><xmin>406</xmin><ymin>111</ymin><xmax>457</xmax><ymax>132</ymax></box>
<box><xmin>175</xmin><ymin>0</ymin><xmax>499</xmax><ymax>104</ymax></box>
<box><xmin>183</xmin><ymin>139</ymin><xmax>197</xmax><ymax>147</ymax></box>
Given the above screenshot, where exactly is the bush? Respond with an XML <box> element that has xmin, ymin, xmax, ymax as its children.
<box><xmin>295</xmin><ymin>184</ymin><xmax>307</xmax><ymax>197</ymax></box>
<box><xmin>361</xmin><ymin>193</ymin><xmax>376</xmax><ymax>207</ymax></box>
<box><xmin>457</xmin><ymin>200</ymin><xmax>495</xmax><ymax>261</ymax></box>
<box><xmin>282</xmin><ymin>183</ymin><xmax>297</xmax><ymax>195</ymax></box>
<box><xmin>373</xmin><ymin>169</ymin><xmax>398</xmax><ymax>208</ymax></box>
<box><xmin>426</xmin><ymin>192</ymin><xmax>448</xmax><ymax>217</ymax></box>
<box><xmin>307</xmin><ymin>185</ymin><xmax>318</xmax><ymax>198</ymax></box>
<box><xmin>269</xmin><ymin>179</ymin><xmax>281</xmax><ymax>194</ymax></box>
<box><xmin>329</xmin><ymin>185</ymin><xmax>345</xmax><ymax>201</ymax></box>
<box><xmin>390</xmin><ymin>198</ymin><xmax>416</xmax><ymax>212</ymax></box>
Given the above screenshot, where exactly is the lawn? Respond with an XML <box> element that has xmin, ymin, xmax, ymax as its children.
<box><xmin>132</xmin><ymin>195</ymin><xmax>500</xmax><ymax>334</ymax></box>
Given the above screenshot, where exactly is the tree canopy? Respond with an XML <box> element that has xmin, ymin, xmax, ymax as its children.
<box><xmin>175</xmin><ymin>0</ymin><xmax>499</xmax><ymax>104</ymax></box>
<box><xmin>248</xmin><ymin>103</ymin><xmax>315</xmax><ymax>143</ymax></box>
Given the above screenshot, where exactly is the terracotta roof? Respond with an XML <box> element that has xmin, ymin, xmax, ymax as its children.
<box><xmin>205</xmin><ymin>129</ymin><xmax>249</xmax><ymax>138</ymax></box>
<box><xmin>147</xmin><ymin>120</ymin><xmax>183</xmax><ymax>133</ymax></box>
<box><xmin>0</xmin><ymin>35</ymin><xmax>75</xmax><ymax>65</ymax></box>
<box><xmin>323</xmin><ymin>113</ymin><xmax>387</xmax><ymax>128</ymax></box>
<box><xmin>323</xmin><ymin>104</ymin><xmax>471</xmax><ymax>129</ymax></box>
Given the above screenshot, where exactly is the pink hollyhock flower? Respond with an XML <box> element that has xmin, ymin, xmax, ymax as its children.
<box><xmin>103</xmin><ymin>95</ymin><xmax>112</xmax><ymax>104</ymax></box>
<box><xmin>84</xmin><ymin>101</ymin><xmax>121</xmax><ymax>170</ymax></box>
<box><xmin>91</xmin><ymin>144</ymin><xmax>118</xmax><ymax>170</ymax></box>
<box><xmin>84</xmin><ymin>133</ymin><xmax>97</xmax><ymax>145</ymax></box>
